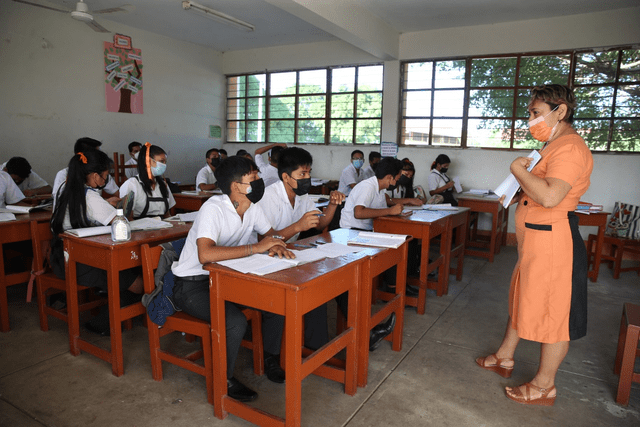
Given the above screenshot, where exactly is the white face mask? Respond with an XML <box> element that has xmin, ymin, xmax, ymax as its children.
<box><xmin>133</xmin><ymin>151</ymin><xmax>140</xmax><ymax>160</ymax></box>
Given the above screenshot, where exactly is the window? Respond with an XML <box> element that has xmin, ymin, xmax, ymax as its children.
<box><xmin>227</xmin><ymin>65</ymin><xmax>383</xmax><ymax>145</ymax></box>
<box><xmin>401</xmin><ymin>46</ymin><xmax>640</xmax><ymax>152</ymax></box>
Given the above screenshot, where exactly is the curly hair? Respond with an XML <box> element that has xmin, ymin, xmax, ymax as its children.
<box><xmin>529</xmin><ymin>84</ymin><xmax>577</xmax><ymax>124</ymax></box>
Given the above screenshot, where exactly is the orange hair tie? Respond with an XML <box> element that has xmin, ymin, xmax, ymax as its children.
<box><xmin>78</xmin><ymin>152</ymin><xmax>88</xmax><ymax>164</ymax></box>
<box><xmin>145</xmin><ymin>142</ymin><xmax>152</xmax><ymax>180</ymax></box>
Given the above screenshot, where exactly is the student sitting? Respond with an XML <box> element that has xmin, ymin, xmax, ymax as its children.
<box><xmin>235</xmin><ymin>149</ymin><xmax>253</xmax><ymax>160</ymax></box>
<box><xmin>361</xmin><ymin>151</ymin><xmax>381</xmax><ymax>180</ymax></box>
<box><xmin>171</xmin><ymin>156</ymin><xmax>291</xmax><ymax>402</ymax></box>
<box><xmin>124</xmin><ymin>141</ymin><xmax>142</xmax><ymax>179</ymax></box>
<box><xmin>387</xmin><ymin>158</ymin><xmax>427</xmax><ymax>203</ymax></box>
<box><xmin>50</xmin><ymin>149</ymin><xmax>142</xmax><ymax>335</ymax></box>
<box><xmin>0</xmin><ymin>170</ymin><xmax>25</xmax><ymax>208</ymax></box>
<box><xmin>219</xmin><ymin>149</ymin><xmax>228</xmax><ymax>160</ymax></box>
<box><xmin>195</xmin><ymin>148</ymin><xmax>220</xmax><ymax>191</ymax></box>
<box><xmin>254</xmin><ymin>143</ymin><xmax>286</xmax><ymax>188</ymax></box>
<box><xmin>338</xmin><ymin>149</ymin><xmax>367</xmax><ymax>196</ymax></box>
<box><xmin>53</xmin><ymin>137</ymin><xmax>120</xmax><ymax>207</ymax></box>
<box><xmin>119</xmin><ymin>143</ymin><xmax>176</xmax><ymax>219</ymax></box>
<box><xmin>428</xmin><ymin>154</ymin><xmax>458</xmax><ymax>206</ymax></box>
<box><xmin>1</xmin><ymin>157</ymin><xmax>52</xmax><ymax>197</ymax></box>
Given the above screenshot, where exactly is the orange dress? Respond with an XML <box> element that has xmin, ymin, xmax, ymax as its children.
<box><xmin>509</xmin><ymin>134</ymin><xmax>593</xmax><ymax>343</ymax></box>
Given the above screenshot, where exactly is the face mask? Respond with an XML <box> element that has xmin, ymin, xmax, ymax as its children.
<box><xmin>292</xmin><ymin>177</ymin><xmax>311</xmax><ymax>196</ymax></box>
<box><xmin>151</xmin><ymin>161</ymin><xmax>166</xmax><ymax>177</ymax></box>
<box><xmin>95</xmin><ymin>174</ymin><xmax>109</xmax><ymax>191</ymax></box>
<box><xmin>243</xmin><ymin>178</ymin><xmax>265</xmax><ymax>203</ymax></box>
<box><xmin>387</xmin><ymin>177</ymin><xmax>398</xmax><ymax>192</ymax></box>
<box><xmin>133</xmin><ymin>151</ymin><xmax>139</xmax><ymax>160</ymax></box>
<box><xmin>371</xmin><ymin>163</ymin><xmax>379</xmax><ymax>172</ymax></box>
<box><xmin>352</xmin><ymin>159</ymin><xmax>364</xmax><ymax>169</ymax></box>
<box><xmin>398</xmin><ymin>175</ymin><xmax>411</xmax><ymax>187</ymax></box>
<box><xmin>210</xmin><ymin>157</ymin><xmax>221</xmax><ymax>169</ymax></box>
<box><xmin>439</xmin><ymin>167</ymin><xmax>448</xmax><ymax>174</ymax></box>
<box><xmin>528</xmin><ymin>105</ymin><xmax>559</xmax><ymax>142</ymax></box>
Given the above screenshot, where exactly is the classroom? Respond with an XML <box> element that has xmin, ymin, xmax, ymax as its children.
<box><xmin>1</xmin><ymin>1</ymin><xmax>640</xmax><ymax>426</ymax></box>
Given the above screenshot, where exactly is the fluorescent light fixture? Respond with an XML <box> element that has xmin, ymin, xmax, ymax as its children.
<box><xmin>182</xmin><ymin>1</ymin><xmax>255</xmax><ymax>32</ymax></box>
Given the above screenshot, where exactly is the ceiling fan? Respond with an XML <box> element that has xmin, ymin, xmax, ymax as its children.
<box><xmin>13</xmin><ymin>0</ymin><xmax>135</xmax><ymax>33</ymax></box>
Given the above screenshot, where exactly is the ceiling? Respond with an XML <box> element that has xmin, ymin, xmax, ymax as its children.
<box><xmin>12</xmin><ymin>0</ymin><xmax>639</xmax><ymax>54</ymax></box>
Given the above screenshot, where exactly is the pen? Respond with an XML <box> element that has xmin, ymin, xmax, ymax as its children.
<box><xmin>315</xmin><ymin>213</ymin><xmax>325</xmax><ymax>217</ymax></box>
<box><xmin>272</xmin><ymin>235</ymin><xmax>285</xmax><ymax>240</ymax></box>
<box><xmin>294</xmin><ymin>244</ymin><xmax>312</xmax><ymax>248</ymax></box>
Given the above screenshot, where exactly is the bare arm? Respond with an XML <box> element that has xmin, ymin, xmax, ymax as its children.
<box><xmin>198</xmin><ymin>182</ymin><xmax>217</xmax><ymax>191</ymax></box>
<box><xmin>429</xmin><ymin>181</ymin><xmax>455</xmax><ymax>196</ymax></box>
<box><xmin>255</xmin><ymin>143</ymin><xmax>287</xmax><ymax>156</ymax></box>
<box><xmin>510</xmin><ymin>157</ymin><xmax>571</xmax><ymax>208</ymax></box>
<box><xmin>196</xmin><ymin>235</ymin><xmax>292</xmax><ymax>264</ymax></box>
<box><xmin>23</xmin><ymin>185</ymin><xmax>52</xmax><ymax>197</ymax></box>
<box><xmin>354</xmin><ymin>204</ymin><xmax>403</xmax><ymax>219</ymax></box>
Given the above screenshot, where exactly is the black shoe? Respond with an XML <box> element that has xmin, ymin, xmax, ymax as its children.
<box><xmin>84</xmin><ymin>322</ymin><xmax>110</xmax><ymax>336</ymax></box>
<box><xmin>227</xmin><ymin>377</ymin><xmax>258</xmax><ymax>402</ymax></box>
<box><xmin>369</xmin><ymin>313</ymin><xmax>396</xmax><ymax>352</ymax></box>
<box><xmin>264</xmin><ymin>354</ymin><xmax>285</xmax><ymax>384</ymax></box>
<box><xmin>405</xmin><ymin>284</ymin><xmax>420</xmax><ymax>298</ymax></box>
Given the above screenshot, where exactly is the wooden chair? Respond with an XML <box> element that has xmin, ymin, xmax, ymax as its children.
<box><xmin>112</xmin><ymin>152</ymin><xmax>137</xmax><ymax>186</ymax></box>
<box><xmin>30</xmin><ymin>221</ymin><xmax>108</xmax><ymax>332</ymax></box>
<box><xmin>614</xmin><ymin>302</ymin><xmax>640</xmax><ymax>406</ymax></box>
<box><xmin>140</xmin><ymin>244</ymin><xmax>264</xmax><ymax>405</ymax></box>
<box><xmin>588</xmin><ymin>234</ymin><xmax>640</xmax><ymax>279</ymax></box>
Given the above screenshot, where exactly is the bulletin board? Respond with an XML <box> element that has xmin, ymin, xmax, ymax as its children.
<box><xmin>104</xmin><ymin>35</ymin><xmax>143</xmax><ymax>114</ymax></box>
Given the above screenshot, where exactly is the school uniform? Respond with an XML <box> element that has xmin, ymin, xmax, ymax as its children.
<box><xmin>195</xmin><ymin>165</ymin><xmax>216</xmax><ymax>190</ymax></box>
<box><xmin>171</xmin><ymin>195</ymin><xmax>284</xmax><ymax>379</ymax></box>
<box><xmin>119</xmin><ymin>177</ymin><xmax>175</xmax><ymax>218</ymax></box>
<box><xmin>337</xmin><ymin>163</ymin><xmax>365</xmax><ymax>196</ymax></box>
<box><xmin>340</xmin><ymin>176</ymin><xmax>387</xmax><ymax>230</ymax></box>
<box><xmin>0</xmin><ymin>170</ymin><xmax>25</xmax><ymax>208</ymax></box>
<box><xmin>124</xmin><ymin>158</ymin><xmax>138</xmax><ymax>178</ymax></box>
<box><xmin>254</xmin><ymin>155</ymin><xmax>279</xmax><ymax>188</ymax></box>
<box><xmin>361</xmin><ymin>164</ymin><xmax>376</xmax><ymax>180</ymax></box>
<box><xmin>1</xmin><ymin>162</ymin><xmax>49</xmax><ymax>192</ymax></box>
<box><xmin>52</xmin><ymin>167</ymin><xmax>120</xmax><ymax>207</ymax></box>
<box><xmin>428</xmin><ymin>169</ymin><xmax>457</xmax><ymax>205</ymax></box>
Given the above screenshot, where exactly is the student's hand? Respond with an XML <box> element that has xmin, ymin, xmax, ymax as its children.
<box><xmin>276</xmin><ymin>143</ymin><xmax>288</xmax><ymax>148</ymax></box>
<box><xmin>328</xmin><ymin>191</ymin><xmax>345</xmax><ymax>205</ymax></box>
<box><xmin>268</xmin><ymin>246</ymin><xmax>296</xmax><ymax>259</ymax></box>
<box><xmin>389</xmin><ymin>204</ymin><xmax>404</xmax><ymax>215</ymax></box>
<box><xmin>446</xmin><ymin>181</ymin><xmax>456</xmax><ymax>190</ymax></box>
<box><xmin>255</xmin><ymin>236</ymin><xmax>287</xmax><ymax>253</ymax></box>
<box><xmin>510</xmin><ymin>157</ymin><xmax>533</xmax><ymax>174</ymax></box>
<box><xmin>297</xmin><ymin>211</ymin><xmax>321</xmax><ymax>231</ymax></box>
<box><xmin>406</xmin><ymin>198</ymin><xmax>423</xmax><ymax>206</ymax></box>
<box><xmin>107</xmin><ymin>197</ymin><xmax>121</xmax><ymax>207</ymax></box>
<box><xmin>23</xmin><ymin>189</ymin><xmax>35</xmax><ymax>197</ymax></box>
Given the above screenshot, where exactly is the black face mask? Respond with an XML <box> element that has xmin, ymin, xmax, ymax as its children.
<box><xmin>398</xmin><ymin>175</ymin><xmax>412</xmax><ymax>188</ymax></box>
<box><xmin>210</xmin><ymin>157</ymin><xmax>221</xmax><ymax>168</ymax></box>
<box><xmin>95</xmin><ymin>174</ymin><xmax>109</xmax><ymax>191</ymax></box>
<box><xmin>371</xmin><ymin>162</ymin><xmax>379</xmax><ymax>172</ymax></box>
<box><xmin>439</xmin><ymin>167</ymin><xmax>448</xmax><ymax>174</ymax></box>
<box><xmin>387</xmin><ymin>179</ymin><xmax>398</xmax><ymax>192</ymax></box>
<box><xmin>292</xmin><ymin>177</ymin><xmax>312</xmax><ymax>196</ymax></box>
<box><xmin>245</xmin><ymin>178</ymin><xmax>265</xmax><ymax>204</ymax></box>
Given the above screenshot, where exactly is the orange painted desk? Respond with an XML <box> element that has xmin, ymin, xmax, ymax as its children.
<box><xmin>204</xmin><ymin>236</ymin><xmax>372</xmax><ymax>427</ymax></box>
<box><xmin>173</xmin><ymin>191</ymin><xmax>215</xmax><ymax>212</ymax></box>
<box><xmin>63</xmin><ymin>223</ymin><xmax>192</xmax><ymax>376</ymax></box>
<box><xmin>457</xmin><ymin>194</ymin><xmax>509</xmax><ymax>262</ymax></box>
<box><xmin>578</xmin><ymin>211</ymin><xmax>609</xmax><ymax>282</ymax></box>
<box><xmin>0</xmin><ymin>210</ymin><xmax>51</xmax><ymax>332</ymax></box>
<box><xmin>373</xmin><ymin>208</ymin><xmax>469</xmax><ymax>312</ymax></box>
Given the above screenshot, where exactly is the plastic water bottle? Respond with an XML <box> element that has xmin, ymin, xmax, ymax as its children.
<box><xmin>111</xmin><ymin>209</ymin><xmax>131</xmax><ymax>242</ymax></box>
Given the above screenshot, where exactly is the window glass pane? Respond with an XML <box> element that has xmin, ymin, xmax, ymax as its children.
<box><xmin>247</xmin><ymin>121</ymin><xmax>265</xmax><ymax>142</ymax></box>
<box><xmin>357</xmin><ymin>93</ymin><xmax>382</xmax><ymax>118</ymax></box>
<box><xmin>574</xmin><ymin>119</ymin><xmax>609</xmax><ymax>151</ymax></box>
<box><xmin>574</xmin><ymin>86</ymin><xmax>614</xmax><ymax>118</ymax></box>
<box><xmin>469</xmin><ymin>89</ymin><xmax>514</xmax><ymax>118</ymax></box>
<box><xmin>435</xmin><ymin>60</ymin><xmax>465</xmax><ymax>89</ymax></box>
<box><xmin>332</xmin><ymin>67</ymin><xmax>355</xmax><ymax>92</ymax></box>
<box><xmin>471</xmin><ymin>57</ymin><xmax>516</xmax><ymax>87</ymax></box>
<box><xmin>513</xmin><ymin>119</ymin><xmax>538</xmax><ymax>149</ymax></box>
<box><xmin>611</xmin><ymin>119</ymin><xmax>640</xmax><ymax>151</ymax></box>
<box><xmin>330</xmin><ymin>120</ymin><xmax>354</xmax><ymax>144</ymax></box>
<box><xmin>519</xmin><ymin>55</ymin><xmax>570</xmax><ymax>86</ymax></box>
<box><xmin>516</xmin><ymin>89</ymin><xmax>532</xmax><ymax>118</ymax></box>
<box><xmin>269</xmin><ymin>120</ymin><xmax>295</xmax><ymax>143</ymax></box>
<box><xmin>355</xmin><ymin>119</ymin><xmax>381</xmax><ymax>144</ymax></box>
<box><xmin>358</xmin><ymin>65</ymin><xmax>383</xmax><ymax>91</ymax></box>
<box><xmin>270</xmin><ymin>96</ymin><xmax>295</xmax><ymax>119</ymax></box>
<box><xmin>432</xmin><ymin>119</ymin><xmax>462</xmax><ymax>146</ymax></box>
<box><xmin>620</xmin><ymin>49</ymin><xmax>640</xmax><ymax>83</ymax></box>
<box><xmin>298</xmin><ymin>120</ymin><xmax>325</xmax><ymax>144</ymax></box>
<box><xmin>331</xmin><ymin>94</ymin><xmax>354</xmax><ymax>118</ymax></box>
<box><xmin>433</xmin><ymin>90</ymin><xmax>464</xmax><ymax>117</ymax></box>
<box><xmin>227</xmin><ymin>76</ymin><xmax>245</xmax><ymax>98</ymax></box>
<box><xmin>227</xmin><ymin>121</ymin><xmax>245</xmax><ymax>142</ymax></box>
<box><xmin>467</xmin><ymin>119</ymin><xmax>511</xmax><ymax>148</ymax></box>
<box><xmin>403</xmin><ymin>91</ymin><xmax>431</xmax><ymax>117</ymax></box>
<box><xmin>247</xmin><ymin>98</ymin><xmax>266</xmax><ymax>120</ymax></box>
<box><xmin>227</xmin><ymin>98</ymin><xmax>245</xmax><ymax>120</ymax></box>
<box><xmin>405</xmin><ymin>62</ymin><xmax>432</xmax><ymax>90</ymax></box>
<box><xmin>574</xmin><ymin>51</ymin><xmax>618</xmax><ymax>85</ymax></box>
<box><xmin>402</xmin><ymin>119</ymin><xmax>431</xmax><ymax>145</ymax></box>
<box><xmin>299</xmin><ymin>95</ymin><xmax>326</xmax><ymax>119</ymax></box>
<box><xmin>299</xmin><ymin>70</ymin><xmax>326</xmax><ymax>93</ymax></box>
<box><xmin>247</xmin><ymin>74</ymin><xmax>266</xmax><ymax>97</ymax></box>
<box><xmin>615</xmin><ymin>85</ymin><xmax>640</xmax><ymax>117</ymax></box>
<box><xmin>270</xmin><ymin>72</ymin><xmax>296</xmax><ymax>96</ymax></box>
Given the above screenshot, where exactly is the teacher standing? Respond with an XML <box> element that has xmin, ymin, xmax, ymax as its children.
<box><xmin>476</xmin><ymin>84</ymin><xmax>593</xmax><ymax>406</ymax></box>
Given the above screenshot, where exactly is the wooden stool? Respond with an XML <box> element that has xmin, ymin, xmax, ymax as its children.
<box><xmin>614</xmin><ymin>302</ymin><xmax>640</xmax><ymax>406</ymax></box>
<box><xmin>590</xmin><ymin>234</ymin><xmax>640</xmax><ymax>279</ymax></box>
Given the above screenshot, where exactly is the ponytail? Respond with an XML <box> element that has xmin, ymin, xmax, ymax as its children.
<box><xmin>431</xmin><ymin>154</ymin><xmax>451</xmax><ymax>170</ymax></box>
<box><xmin>136</xmin><ymin>143</ymin><xmax>169</xmax><ymax>200</ymax></box>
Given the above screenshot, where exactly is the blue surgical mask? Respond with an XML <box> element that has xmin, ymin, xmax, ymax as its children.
<box><xmin>151</xmin><ymin>161</ymin><xmax>166</xmax><ymax>177</ymax></box>
<box><xmin>352</xmin><ymin>159</ymin><xmax>364</xmax><ymax>169</ymax></box>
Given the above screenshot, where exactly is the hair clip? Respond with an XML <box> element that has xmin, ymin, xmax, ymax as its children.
<box><xmin>78</xmin><ymin>152</ymin><xmax>88</xmax><ymax>164</ymax></box>
<box><xmin>145</xmin><ymin>141</ymin><xmax>152</xmax><ymax>179</ymax></box>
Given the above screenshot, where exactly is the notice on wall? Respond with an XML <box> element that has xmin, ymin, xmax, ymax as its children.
<box><xmin>381</xmin><ymin>141</ymin><xmax>398</xmax><ymax>158</ymax></box>
<box><xmin>104</xmin><ymin>36</ymin><xmax>143</xmax><ymax>114</ymax></box>
<box><xmin>209</xmin><ymin>125</ymin><xmax>222</xmax><ymax>139</ymax></box>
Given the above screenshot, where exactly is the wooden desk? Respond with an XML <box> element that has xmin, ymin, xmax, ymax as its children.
<box><xmin>0</xmin><ymin>210</ymin><xmax>51</xmax><ymax>332</ymax></box>
<box><xmin>173</xmin><ymin>191</ymin><xmax>215</xmax><ymax>212</ymax></box>
<box><xmin>457</xmin><ymin>194</ymin><xmax>509</xmax><ymax>262</ymax></box>
<box><xmin>578</xmin><ymin>211</ymin><xmax>609</xmax><ymax>282</ymax></box>
<box><xmin>373</xmin><ymin>208</ymin><xmax>470</xmax><ymax>312</ymax></box>
<box><xmin>204</xmin><ymin>237</ymin><xmax>372</xmax><ymax>426</ymax></box>
<box><xmin>63</xmin><ymin>223</ymin><xmax>192</xmax><ymax>376</ymax></box>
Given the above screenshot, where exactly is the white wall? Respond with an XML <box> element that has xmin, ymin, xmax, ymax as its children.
<box><xmin>222</xmin><ymin>7</ymin><xmax>640</xmax><ymax>236</ymax></box>
<box><xmin>0</xmin><ymin>1</ymin><xmax>226</xmax><ymax>185</ymax></box>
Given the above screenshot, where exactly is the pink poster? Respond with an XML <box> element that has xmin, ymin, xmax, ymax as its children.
<box><xmin>104</xmin><ymin>37</ymin><xmax>143</xmax><ymax>114</ymax></box>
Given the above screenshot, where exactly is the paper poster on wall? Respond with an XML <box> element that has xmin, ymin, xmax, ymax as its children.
<box><xmin>209</xmin><ymin>125</ymin><xmax>222</xmax><ymax>139</ymax></box>
<box><xmin>104</xmin><ymin>36</ymin><xmax>143</xmax><ymax>114</ymax></box>
<box><xmin>381</xmin><ymin>141</ymin><xmax>398</xmax><ymax>158</ymax></box>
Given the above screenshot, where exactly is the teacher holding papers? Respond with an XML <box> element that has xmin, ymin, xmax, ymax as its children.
<box><xmin>476</xmin><ymin>85</ymin><xmax>593</xmax><ymax>406</ymax></box>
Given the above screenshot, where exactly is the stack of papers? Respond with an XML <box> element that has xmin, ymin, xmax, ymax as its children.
<box><xmin>0</xmin><ymin>213</ymin><xmax>17</xmax><ymax>222</ymax></box>
<box><xmin>403</xmin><ymin>203</ymin><xmax>457</xmax><ymax>211</ymax></box>
<box><xmin>65</xmin><ymin>218</ymin><xmax>173</xmax><ymax>238</ymax></box>
<box><xmin>466</xmin><ymin>189</ymin><xmax>492</xmax><ymax>195</ymax></box>
<box><xmin>347</xmin><ymin>231</ymin><xmax>408</xmax><ymax>249</ymax></box>
<box><xmin>0</xmin><ymin>201</ymin><xmax>51</xmax><ymax>214</ymax></box>
<box><xmin>405</xmin><ymin>210</ymin><xmax>451</xmax><ymax>222</ymax></box>
<box><xmin>494</xmin><ymin>150</ymin><xmax>542</xmax><ymax>208</ymax></box>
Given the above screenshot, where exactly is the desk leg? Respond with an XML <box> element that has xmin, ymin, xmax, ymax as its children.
<box><xmin>439</xmin><ymin>224</ymin><xmax>451</xmax><ymax>297</ymax></box>
<box><xmin>392</xmin><ymin>246</ymin><xmax>407</xmax><ymax>351</ymax></box>
<box><xmin>590</xmin><ymin>222</ymin><xmax>605</xmax><ymax>282</ymax></box>
<box><xmin>357</xmin><ymin>262</ymin><xmax>373</xmax><ymax>388</ymax></box>
<box><xmin>417</xmin><ymin>237</ymin><xmax>429</xmax><ymax>315</ymax></box>
<box><xmin>502</xmin><ymin>206</ymin><xmax>510</xmax><ymax>247</ymax></box>
<box><xmin>0</xmin><ymin>250</ymin><xmax>8</xmax><ymax>332</ymax></box>
<box><xmin>210</xmin><ymin>272</ymin><xmax>229</xmax><ymax>420</ymax></box>
<box><xmin>284</xmin><ymin>288</ymin><xmax>303</xmax><ymax>426</ymax></box>
<box><xmin>65</xmin><ymin>242</ymin><xmax>81</xmax><ymax>356</ymax></box>
<box><xmin>489</xmin><ymin>208</ymin><xmax>498</xmax><ymax>262</ymax></box>
<box><xmin>107</xmin><ymin>261</ymin><xmax>124</xmax><ymax>377</ymax></box>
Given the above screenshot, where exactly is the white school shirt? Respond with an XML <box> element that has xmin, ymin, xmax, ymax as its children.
<box><xmin>124</xmin><ymin>158</ymin><xmax>138</xmax><ymax>178</ymax></box>
<box><xmin>255</xmin><ymin>155</ymin><xmax>280</xmax><ymax>188</ymax></box>
<box><xmin>0</xmin><ymin>171</ymin><xmax>25</xmax><ymax>208</ymax></box>
<box><xmin>338</xmin><ymin>163</ymin><xmax>364</xmax><ymax>196</ymax></box>
<box><xmin>171</xmin><ymin>195</ymin><xmax>272</xmax><ymax>278</ymax></box>
<box><xmin>340</xmin><ymin>176</ymin><xmax>387</xmax><ymax>231</ymax></box>
<box><xmin>53</xmin><ymin>167</ymin><xmax>120</xmax><ymax>207</ymax></box>
<box><xmin>386</xmin><ymin>186</ymin><xmax>407</xmax><ymax>199</ymax></box>
<box><xmin>59</xmin><ymin>185</ymin><xmax>116</xmax><ymax>231</ymax></box>
<box><xmin>119</xmin><ymin>177</ymin><xmax>176</xmax><ymax>218</ymax></box>
<box><xmin>361</xmin><ymin>164</ymin><xmax>376</xmax><ymax>180</ymax></box>
<box><xmin>428</xmin><ymin>169</ymin><xmax>451</xmax><ymax>192</ymax></box>
<box><xmin>254</xmin><ymin>180</ymin><xmax>316</xmax><ymax>243</ymax></box>
<box><xmin>0</xmin><ymin>162</ymin><xmax>49</xmax><ymax>192</ymax></box>
<box><xmin>195</xmin><ymin>165</ymin><xmax>216</xmax><ymax>189</ymax></box>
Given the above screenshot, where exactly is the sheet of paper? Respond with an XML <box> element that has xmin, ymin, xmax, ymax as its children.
<box><xmin>494</xmin><ymin>150</ymin><xmax>542</xmax><ymax>208</ymax></box>
<box><xmin>406</xmin><ymin>210</ymin><xmax>451</xmax><ymax>222</ymax></box>
<box><xmin>65</xmin><ymin>226</ymin><xmax>112</xmax><ymax>238</ymax></box>
<box><xmin>467</xmin><ymin>189</ymin><xmax>491</xmax><ymax>195</ymax></box>
<box><xmin>177</xmin><ymin>211</ymin><xmax>198</xmax><ymax>222</ymax></box>
<box><xmin>453</xmin><ymin>176</ymin><xmax>463</xmax><ymax>193</ymax></box>
<box><xmin>348</xmin><ymin>231</ymin><xmax>408</xmax><ymax>249</ymax></box>
<box><xmin>0</xmin><ymin>213</ymin><xmax>17</xmax><ymax>222</ymax></box>
<box><xmin>288</xmin><ymin>248</ymin><xmax>329</xmax><ymax>264</ymax></box>
<box><xmin>130</xmin><ymin>218</ymin><xmax>173</xmax><ymax>230</ymax></box>
<box><xmin>313</xmin><ymin>243</ymin><xmax>363</xmax><ymax>258</ymax></box>
<box><xmin>217</xmin><ymin>254</ymin><xmax>299</xmax><ymax>275</ymax></box>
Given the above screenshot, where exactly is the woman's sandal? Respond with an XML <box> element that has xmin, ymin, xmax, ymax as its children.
<box><xmin>505</xmin><ymin>382</ymin><xmax>556</xmax><ymax>406</ymax></box>
<box><xmin>475</xmin><ymin>354</ymin><xmax>514</xmax><ymax>378</ymax></box>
